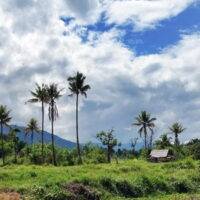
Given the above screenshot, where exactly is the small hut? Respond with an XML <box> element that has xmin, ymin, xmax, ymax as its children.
<box><xmin>150</xmin><ymin>149</ymin><xmax>174</xmax><ymax>162</ymax></box>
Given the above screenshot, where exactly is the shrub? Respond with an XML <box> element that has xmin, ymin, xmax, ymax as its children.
<box><xmin>115</xmin><ymin>180</ymin><xmax>141</xmax><ymax>198</ymax></box>
<box><xmin>65</xmin><ymin>183</ymin><xmax>100</xmax><ymax>200</ymax></box>
<box><xmin>100</xmin><ymin>177</ymin><xmax>117</xmax><ymax>193</ymax></box>
<box><xmin>32</xmin><ymin>186</ymin><xmax>68</xmax><ymax>200</ymax></box>
<box><xmin>171</xmin><ymin>180</ymin><xmax>193</xmax><ymax>193</ymax></box>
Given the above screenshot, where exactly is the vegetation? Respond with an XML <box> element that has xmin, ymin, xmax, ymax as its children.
<box><xmin>169</xmin><ymin>122</ymin><xmax>185</xmax><ymax>147</ymax></box>
<box><xmin>154</xmin><ymin>134</ymin><xmax>172</xmax><ymax>149</ymax></box>
<box><xmin>97</xmin><ymin>129</ymin><xmax>117</xmax><ymax>163</ymax></box>
<box><xmin>25</xmin><ymin>118</ymin><xmax>40</xmax><ymax>145</ymax></box>
<box><xmin>0</xmin><ymin>72</ymin><xmax>200</xmax><ymax>199</ymax></box>
<box><xmin>133</xmin><ymin>111</ymin><xmax>156</xmax><ymax>149</ymax></box>
<box><xmin>46</xmin><ymin>83</ymin><xmax>62</xmax><ymax>166</ymax></box>
<box><xmin>0</xmin><ymin>105</ymin><xmax>12</xmax><ymax>165</ymax></box>
<box><xmin>68</xmin><ymin>71</ymin><xmax>91</xmax><ymax>163</ymax></box>
<box><xmin>27</xmin><ymin>83</ymin><xmax>49</xmax><ymax>163</ymax></box>
<box><xmin>0</xmin><ymin>159</ymin><xmax>200</xmax><ymax>199</ymax></box>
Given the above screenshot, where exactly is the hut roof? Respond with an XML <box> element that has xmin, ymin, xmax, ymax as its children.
<box><xmin>150</xmin><ymin>149</ymin><xmax>169</xmax><ymax>158</ymax></box>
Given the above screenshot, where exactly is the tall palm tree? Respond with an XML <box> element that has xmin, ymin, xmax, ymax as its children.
<box><xmin>25</xmin><ymin>118</ymin><xmax>39</xmax><ymax>145</ymax></box>
<box><xmin>133</xmin><ymin>111</ymin><xmax>156</xmax><ymax>149</ymax></box>
<box><xmin>46</xmin><ymin>83</ymin><xmax>62</xmax><ymax>166</ymax></box>
<box><xmin>0</xmin><ymin>105</ymin><xmax>12</xmax><ymax>165</ymax></box>
<box><xmin>67</xmin><ymin>72</ymin><xmax>91</xmax><ymax>163</ymax></box>
<box><xmin>27</xmin><ymin>83</ymin><xmax>49</xmax><ymax>162</ymax></box>
<box><xmin>169</xmin><ymin>122</ymin><xmax>185</xmax><ymax>147</ymax></box>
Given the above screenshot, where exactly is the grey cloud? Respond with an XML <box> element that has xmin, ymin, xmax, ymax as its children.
<box><xmin>143</xmin><ymin>63</ymin><xmax>162</xmax><ymax>74</ymax></box>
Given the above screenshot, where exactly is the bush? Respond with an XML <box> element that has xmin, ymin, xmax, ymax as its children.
<box><xmin>171</xmin><ymin>180</ymin><xmax>193</xmax><ymax>193</ymax></box>
<box><xmin>115</xmin><ymin>180</ymin><xmax>141</xmax><ymax>197</ymax></box>
<box><xmin>32</xmin><ymin>186</ymin><xmax>68</xmax><ymax>200</ymax></box>
<box><xmin>139</xmin><ymin>149</ymin><xmax>151</xmax><ymax>160</ymax></box>
<box><xmin>65</xmin><ymin>183</ymin><xmax>100</xmax><ymax>200</ymax></box>
<box><xmin>100</xmin><ymin>177</ymin><xmax>117</xmax><ymax>193</ymax></box>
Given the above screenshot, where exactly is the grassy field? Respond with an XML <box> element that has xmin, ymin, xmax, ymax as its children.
<box><xmin>0</xmin><ymin>158</ymin><xmax>200</xmax><ymax>199</ymax></box>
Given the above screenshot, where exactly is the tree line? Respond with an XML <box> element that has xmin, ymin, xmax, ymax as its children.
<box><xmin>0</xmin><ymin>71</ymin><xmax>189</xmax><ymax>166</ymax></box>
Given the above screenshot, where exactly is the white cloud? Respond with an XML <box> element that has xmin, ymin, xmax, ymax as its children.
<box><xmin>0</xmin><ymin>0</ymin><xmax>200</xmax><ymax>144</ymax></box>
<box><xmin>105</xmin><ymin>0</ymin><xmax>197</xmax><ymax>30</ymax></box>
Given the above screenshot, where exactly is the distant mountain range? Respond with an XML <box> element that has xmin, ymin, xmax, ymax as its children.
<box><xmin>2</xmin><ymin>125</ymin><xmax>76</xmax><ymax>149</ymax></box>
<box><xmin>2</xmin><ymin>125</ymin><xmax>144</xmax><ymax>150</ymax></box>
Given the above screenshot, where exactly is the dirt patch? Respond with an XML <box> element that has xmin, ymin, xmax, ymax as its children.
<box><xmin>0</xmin><ymin>193</ymin><xmax>20</xmax><ymax>200</ymax></box>
<box><xmin>65</xmin><ymin>183</ymin><xmax>100</xmax><ymax>200</ymax></box>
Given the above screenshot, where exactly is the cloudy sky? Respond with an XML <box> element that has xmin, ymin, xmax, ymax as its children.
<box><xmin>0</xmin><ymin>0</ymin><xmax>200</xmax><ymax>145</ymax></box>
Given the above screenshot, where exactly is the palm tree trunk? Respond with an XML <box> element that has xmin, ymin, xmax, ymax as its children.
<box><xmin>175</xmin><ymin>133</ymin><xmax>179</xmax><ymax>147</ymax></box>
<box><xmin>0</xmin><ymin>122</ymin><xmax>5</xmax><ymax>165</ymax></box>
<box><xmin>107</xmin><ymin>145</ymin><xmax>111</xmax><ymax>163</ymax></box>
<box><xmin>41</xmin><ymin>101</ymin><xmax>44</xmax><ymax>163</ymax></box>
<box><xmin>76</xmin><ymin>94</ymin><xmax>82</xmax><ymax>163</ymax></box>
<box><xmin>51</xmin><ymin>102</ymin><xmax>57</xmax><ymax>166</ymax></box>
<box><xmin>144</xmin><ymin>125</ymin><xmax>147</xmax><ymax>149</ymax></box>
<box><xmin>31</xmin><ymin>130</ymin><xmax>34</xmax><ymax>145</ymax></box>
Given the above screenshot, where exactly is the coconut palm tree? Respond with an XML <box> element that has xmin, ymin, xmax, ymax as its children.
<box><xmin>25</xmin><ymin>118</ymin><xmax>39</xmax><ymax>145</ymax></box>
<box><xmin>154</xmin><ymin>134</ymin><xmax>172</xmax><ymax>149</ymax></box>
<box><xmin>46</xmin><ymin>83</ymin><xmax>62</xmax><ymax>166</ymax></box>
<box><xmin>27</xmin><ymin>83</ymin><xmax>49</xmax><ymax>162</ymax></box>
<box><xmin>0</xmin><ymin>105</ymin><xmax>12</xmax><ymax>165</ymax></box>
<box><xmin>67</xmin><ymin>72</ymin><xmax>91</xmax><ymax>163</ymax></box>
<box><xmin>133</xmin><ymin>111</ymin><xmax>156</xmax><ymax>149</ymax></box>
<box><xmin>169</xmin><ymin>122</ymin><xmax>185</xmax><ymax>147</ymax></box>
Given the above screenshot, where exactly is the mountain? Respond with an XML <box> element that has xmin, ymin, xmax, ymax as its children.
<box><xmin>2</xmin><ymin>125</ymin><xmax>76</xmax><ymax>149</ymax></box>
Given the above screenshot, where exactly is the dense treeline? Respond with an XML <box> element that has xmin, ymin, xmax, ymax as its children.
<box><xmin>0</xmin><ymin>71</ymin><xmax>200</xmax><ymax>166</ymax></box>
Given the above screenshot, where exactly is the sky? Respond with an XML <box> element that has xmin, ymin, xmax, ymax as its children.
<box><xmin>0</xmin><ymin>0</ymin><xmax>200</xmax><ymax>145</ymax></box>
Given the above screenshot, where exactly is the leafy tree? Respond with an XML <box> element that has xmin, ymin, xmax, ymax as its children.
<box><xmin>9</xmin><ymin>128</ymin><xmax>25</xmax><ymax>163</ymax></box>
<box><xmin>96</xmin><ymin>129</ymin><xmax>117</xmax><ymax>163</ymax></box>
<box><xmin>169</xmin><ymin>122</ymin><xmax>185</xmax><ymax>147</ymax></box>
<box><xmin>25</xmin><ymin>118</ymin><xmax>40</xmax><ymax>145</ymax></box>
<box><xmin>186</xmin><ymin>139</ymin><xmax>200</xmax><ymax>160</ymax></box>
<box><xmin>68</xmin><ymin>72</ymin><xmax>91</xmax><ymax>163</ymax></box>
<box><xmin>154</xmin><ymin>134</ymin><xmax>172</xmax><ymax>149</ymax></box>
<box><xmin>133</xmin><ymin>111</ymin><xmax>156</xmax><ymax>149</ymax></box>
<box><xmin>131</xmin><ymin>137</ymin><xmax>138</xmax><ymax>154</ymax></box>
<box><xmin>46</xmin><ymin>83</ymin><xmax>62</xmax><ymax>166</ymax></box>
<box><xmin>0</xmin><ymin>105</ymin><xmax>12</xmax><ymax>165</ymax></box>
<box><xmin>27</xmin><ymin>83</ymin><xmax>49</xmax><ymax>162</ymax></box>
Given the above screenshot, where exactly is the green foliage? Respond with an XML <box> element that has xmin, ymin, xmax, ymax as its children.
<box><xmin>169</xmin><ymin>122</ymin><xmax>185</xmax><ymax>147</ymax></box>
<box><xmin>96</xmin><ymin>129</ymin><xmax>117</xmax><ymax>162</ymax></box>
<box><xmin>133</xmin><ymin>111</ymin><xmax>156</xmax><ymax>149</ymax></box>
<box><xmin>82</xmin><ymin>143</ymin><xmax>107</xmax><ymax>164</ymax></box>
<box><xmin>186</xmin><ymin>139</ymin><xmax>200</xmax><ymax>160</ymax></box>
<box><xmin>154</xmin><ymin>134</ymin><xmax>172</xmax><ymax>149</ymax></box>
<box><xmin>32</xmin><ymin>186</ymin><xmax>68</xmax><ymax>200</ymax></box>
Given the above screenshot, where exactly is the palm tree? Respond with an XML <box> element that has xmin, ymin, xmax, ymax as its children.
<box><xmin>25</xmin><ymin>118</ymin><xmax>39</xmax><ymax>145</ymax></box>
<box><xmin>27</xmin><ymin>83</ymin><xmax>49</xmax><ymax>162</ymax></box>
<box><xmin>46</xmin><ymin>83</ymin><xmax>62</xmax><ymax>166</ymax></box>
<box><xmin>154</xmin><ymin>134</ymin><xmax>172</xmax><ymax>149</ymax></box>
<box><xmin>67</xmin><ymin>72</ymin><xmax>91</xmax><ymax>163</ymax></box>
<box><xmin>0</xmin><ymin>105</ymin><xmax>12</xmax><ymax>165</ymax></box>
<box><xmin>169</xmin><ymin>122</ymin><xmax>185</xmax><ymax>147</ymax></box>
<box><xmin>133</xmin><ymin>111</ymin><xmax>156</xmax><ymax>149</ymax></box>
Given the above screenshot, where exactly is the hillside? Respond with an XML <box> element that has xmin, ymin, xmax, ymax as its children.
<box><xmin>0</xmin><ymin>159</ymin><xmax>200</xmax><ymax>199</ymax></box>
<box><xmin>3</xmin><ymin>125</ymin><xmax>76</xmax><ymax>149</ymax></box>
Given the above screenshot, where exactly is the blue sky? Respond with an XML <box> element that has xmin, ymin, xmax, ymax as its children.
<box><xmin>0</xmin><ymin>0</ymin><xmax>200</xmax><ymax>146</ymax></box>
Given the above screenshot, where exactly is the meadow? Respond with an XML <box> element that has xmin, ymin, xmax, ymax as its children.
<box><xmin>0</xmin><ymin>158</ymin><xmax>200</xmax><ymax>200</ymax></box>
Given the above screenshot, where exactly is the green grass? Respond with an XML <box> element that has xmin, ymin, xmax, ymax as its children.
<box><xmin>0</xmin><ymin>158</ymin><xmax>200</xmax><ymax>199</ymax></box>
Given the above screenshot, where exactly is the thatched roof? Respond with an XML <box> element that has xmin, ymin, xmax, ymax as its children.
<box><xmin>150</xmin><ymin>149</ymin><xmax>169</xmax><ymax>158</ymax></box>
